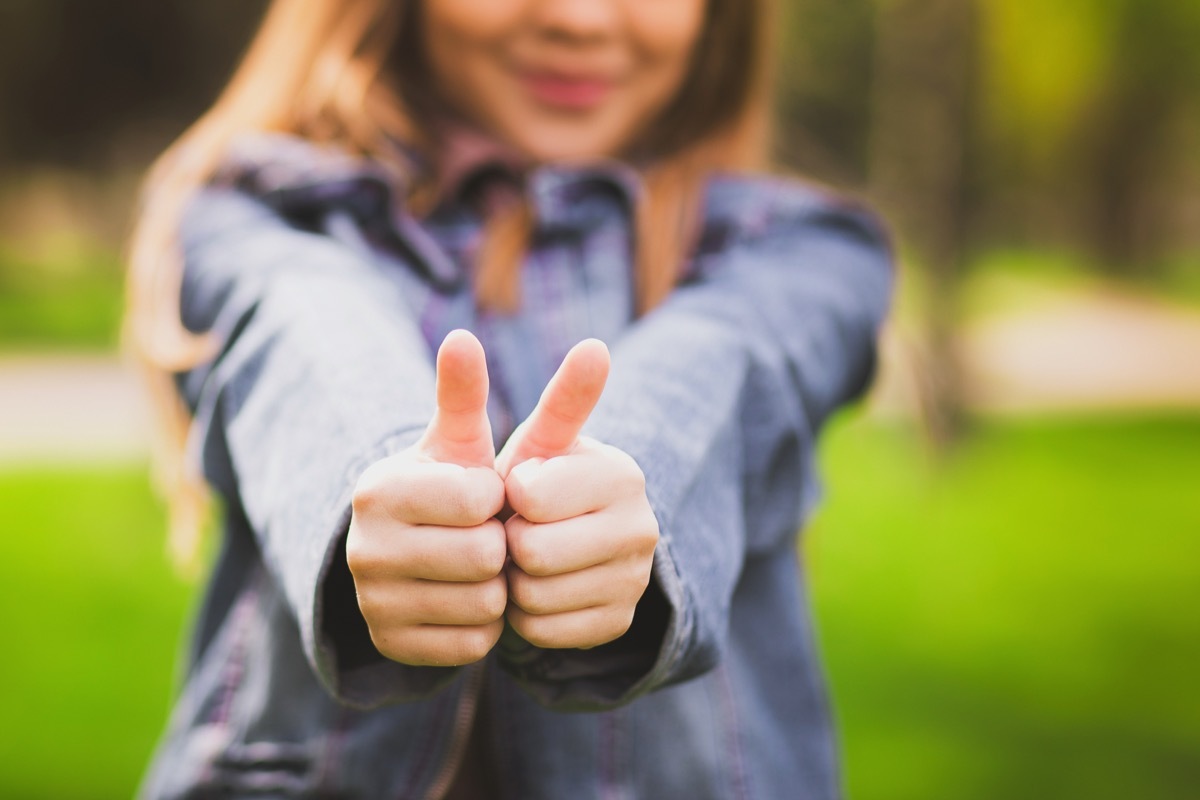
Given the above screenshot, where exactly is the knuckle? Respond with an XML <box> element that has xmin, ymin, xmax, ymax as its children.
<box><xmin>461</xmin><ymin>471</ymin><xmax>505</xmax><ymax>524</ymax></box>
<box><xmin>355</xmin><ymin>455</ymin><xmax>427</xmax><ymax>520</ymax></box>
<box><xmin>606</xmin><ymin>608</ymin><xmax>636</xmax><ymax>643</ymax></box>
<box><xmin>503</xmin><ymin>513</ymin><xmax>530</xmax><ymax>547</ymax></box>
<box><xmin>505</xmin><ymin>518</ymin><xmax>531</xmax><ymax>565</ymax></box>
<box><xmin>344</xmin><ymin>529</ymin><xmax>371</xmax><ymax>575</ymax></box>
<box><xmin>367</xmin><ymin>625</ymin><xmax>411</xmax><ymax>663</ymax></box>
<box><xmin>355</xmin><ymin>589</ymin><xmax>384</xmax><ymax>626</ymax></box>
<box><xmin>463</xmin><ymin>523</ymin><xmax>507</xmax><ymax>578</ymax></box>
<box><xmin>509</xmin><ymin>572</ymin><xmax>547</xmax><ymax>615</ymax></box>
<box><xmin>636</xmin><ymin>515</ymin><xmax>660</xmax><ymax>552</ymax></box>
<box><xmin>520</xmin><ymin>496</ymin><xmax>551</xmax><ymax>525</ymax></box>
<box><xmin>474</xmin><ymin>577</ymin><xmax>509</xmax><ymax>621</ymax></box>
<box><xmin>351</xmin><ymin>464</ymin><xmax>389</xmax><ymax>517</ymax></box>
<box><xmin>503</xmin><ymin>469</ymin><xmax>527</xmax><ymax>505</ymax></box>
<box><xmin>509</xmin><ymin>532</ymin><xmax>552</xmax><ymax>577</ymax></box>
<box><xmin>605</xmin><ymin>447</ymin><xmax>646</xmax><ymax>494</ymax></box>
<box><xmin>345</xmin><ymin>526</ymin><xmax>386</xmax><ymax>579</ymax></box>
<box><xmin>621</xmin><ymin>465</ymin><xmax>647</xmax><ymax>498</ymax></box>
<box><xmin>511</xmin><ymin>612</ymin><xmax>554</xmax><ymax>649</ymax></box>
<box><xmin>618</xmin><ymin>563</ymin><xmax>650</xmax><ymax>600</ymax></box>
<box><xmin>579</xmin><ymin>608</ymin><xmax>632</xmax><ymax>649</ymax></box>
<box><xmin>348</xmin><ymin>523</ymin><xmax>420</xmax><ymax>582</ymax></box>
<box><xmin>621</xmin><ymin>506</ymin><xmax>660</xmax><ymax>555</ymax></box>
<box><xmin>455</xmin><ymin>625</ymin><xmax>500</xmax><ymax>664</ymax></box>
<box><xmin>505</xmin><ymin>472</ymin><xmax>545</xmax><ymax>522</ymax></box>
<box><xmin>635</xmin><ymin>561</ymin><xmax>655</xmax><ymax>592</ymax></box>
<box><xmin>512</xmin><ymin>612</ymin><xmax>581</xmax><ymax>650</ymax></box>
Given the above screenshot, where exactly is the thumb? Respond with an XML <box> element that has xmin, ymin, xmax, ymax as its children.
<box><xmin>497</xmin><ymin>338</ymin><xmax>610</xmax><ymax>478</ymax></box>
<box><xmin>419</xmin><ymin>329</ymin><xmax>495</xmax><ymax>467</ymax></box>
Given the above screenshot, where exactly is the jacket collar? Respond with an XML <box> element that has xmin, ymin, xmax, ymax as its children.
<box><xmin>207</xmin><ymin>133</ymin><xmax>854</xmax><ymax>289</ymax></box>
<box><xmin>216</xmin><ymin>132</ymin><xmax>643</xmax><ymax>228</ymax></box>
<box><xmin>425</xmin><ymin>118</ymin><xmax>645</xmax><ymax>233</ymax></box>
<box><xmin>209</xmin><ymin>132</ymin><xmax>647</xmax><ymax>288</ymax></box>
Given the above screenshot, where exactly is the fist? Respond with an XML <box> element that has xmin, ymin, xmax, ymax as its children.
<box><xmin>504</xmin><ymin>439</ymin><xmax>659</xmax><ymax>649</ymax></box>
<box><xmin>346</xmin><ymin>330</ymin><xmax>507</xmax><ymax>667</ymax></box>
<box><xmin>496</xmin><ymin>340</ymin><xmax>661</xmax><ymax>650</ymax></box>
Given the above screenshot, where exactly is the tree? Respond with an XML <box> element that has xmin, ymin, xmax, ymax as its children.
<box><xmin>869</xmin><ymin>0</ymin><xmax>980</xmax><ymax>444</ymax></box>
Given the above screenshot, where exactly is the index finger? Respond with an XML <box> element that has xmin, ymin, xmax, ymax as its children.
<box><xmin>353</xmin><ymin>458</ymin><xmax>505</xmax><ymax>527</ymax></box>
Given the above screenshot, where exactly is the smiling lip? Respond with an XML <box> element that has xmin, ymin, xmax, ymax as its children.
<box><xmin>518</xmin><ymin>70</ymin><xmax>613</xmax><ymax>110</ymax></box>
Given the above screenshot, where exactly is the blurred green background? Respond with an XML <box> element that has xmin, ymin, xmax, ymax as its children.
<box><xmin>0</xmin><ymin>0</ymin><xmax>1198</xmax><ymax>797</ymax></box>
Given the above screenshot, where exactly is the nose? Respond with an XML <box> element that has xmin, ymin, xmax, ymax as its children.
<box><xmin>531</xmin><ymin>0</ymin><xmax>621</xmax><ymax>42</ymax></box>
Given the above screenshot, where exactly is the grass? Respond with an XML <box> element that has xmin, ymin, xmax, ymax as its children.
<box><xmin>0</xmin><ymin>414</ymin><xmax>1198</xmax><ymax>798</ymax></box>
<box><xmin>0</xmin><ymin>245</ymin><xmax>125</xmax><ymax>351</ymax></box>
<box><xmin>0</xmin><ymin>469</ymin><xmax>193</xmax><ymax>799</ymax></box>
<box><xmin>808</xmin><ymin>413</ymin><xmax>1200</xmax><ymax>799</ymax></box>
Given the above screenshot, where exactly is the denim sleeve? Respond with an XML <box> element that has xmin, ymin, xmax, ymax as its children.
<box><xmin>504</xmin><ymin>200</ymin><xmax>894</xmax><ymax>710</ymax></box>
<box><xmin>176</xmin><ymin>186</ymin><xmax>462</xmax><ymax>708</ymax></box>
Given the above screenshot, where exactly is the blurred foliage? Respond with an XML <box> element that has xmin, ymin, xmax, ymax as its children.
<box><xmin>776</xmin><ymin>0</ymin><xmax>875</xmax><ymax>185</ymax></box>
<box><xmin>2</xmin><ymin>416</ymin><xmax>1197</xmax><ymax>798</ymax></box>
<box><xmin>0</xmin><ymin>0</ymin><xmax>266</xmax><ymax>170</ymax></box>
<box><xmin>0</xmin><ymin>0</ymin><xmax>1196</xmax><ymax>271</ymax></box>
<box><xmin>773</xmin><ymin>0</ymin><xmax>1200</xmax><ymax>434</ymax></box>
<box><xmin>1158</xmin><ymin>254</ymin><xmax>1200</xmax><ymax>308</ymax></box>
<box><xmin>778</xmin><ymin>0</ymin><xmax>1200</xmax><ymax>275</ymax></box>
<box><xmin>0</xmin><ymin>246</ymin><xmax>124</xmax><ymax>350</ymax></box>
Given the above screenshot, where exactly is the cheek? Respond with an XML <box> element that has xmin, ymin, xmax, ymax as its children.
<box><xmin>625</xmin><ymin>1</ymin><xmax>707</xmax><ymax>110</ymax></box>
<box><xmin>424</xmin><ymin>0</ymin><xmax>524</xmax><ymax>39</ymax></box>
<box><xmin>422</xmin><ymin>0</ymin><xmax>524</xmax><ymax>101</ymax></box>
<box><xmin>629</xmin><ymin>0</ymin><xmax>707</xmax><ymax>67</ymax></box>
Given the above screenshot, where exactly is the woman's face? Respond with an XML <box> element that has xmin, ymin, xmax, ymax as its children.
<box><xmin>421</xmin><ymin>0</ymin><xmax>706</xmax><ymax>162</ymax></box>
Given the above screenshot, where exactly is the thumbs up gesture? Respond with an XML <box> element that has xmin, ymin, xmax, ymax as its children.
<box><xmin>346</xmin><ymin>331</ymin><xmax>660</xmax><ymax>667</ymax></box>
<box><xmin>496</xmin><ymin>339</ymin><xmax>660</xmax><ymax>651</ymax></box>
<box><xmin>346</xmin><ymin>330</ymin><xmax>508</xmax><ymax>667</ymax></box>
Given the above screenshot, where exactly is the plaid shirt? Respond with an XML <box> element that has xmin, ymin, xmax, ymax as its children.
<box><xmin>142</xmin><ymin>134</ymin><xmax>893</xmax><ymax>799</ymax></box>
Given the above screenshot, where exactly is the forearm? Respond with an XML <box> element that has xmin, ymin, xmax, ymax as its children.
<box><xmin>503</xmin><ymin>201</ymin><xmax>893</xmax><ymax>707</ymax></box>
<box><xmin>179</xmin><ymin>187</ymin><xmax>460</xmax><ymax>706</ymax></box>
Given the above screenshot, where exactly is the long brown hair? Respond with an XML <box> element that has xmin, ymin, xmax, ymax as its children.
<box><xmin>127</xmin><ymin>0</ymin><xmax>777</xmax><ymax>565</ymax></box>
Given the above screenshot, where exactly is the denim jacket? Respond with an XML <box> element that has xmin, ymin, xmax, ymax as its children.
<box><xmin>140</xmin><ymin>134</ymin><xmax>893</xmax><ymax>799</ymax></box>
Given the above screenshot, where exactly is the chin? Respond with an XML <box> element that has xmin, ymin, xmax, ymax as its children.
<box><xmin>525</xmin><ymin>139</ymin><xmax>618</xmax><ymax>164</ymax></box>
<box><xmin>506</xmin><ymin>120</ymin><xmax>625</xmax><ymax>164</ymax></box>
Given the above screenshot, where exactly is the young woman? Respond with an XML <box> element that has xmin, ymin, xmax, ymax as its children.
<box><xmin>127</xmin><ymin>0</ymin><xmax>893</xmax><ymax>797</ymax></box>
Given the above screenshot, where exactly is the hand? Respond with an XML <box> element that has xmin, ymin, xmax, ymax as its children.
<box><xmin>346</xmin><ymin>330</ymin><xmax>507</xmax><ymax>667</ymax></box>
<box><xmin>496</xmin><ymin>339</ymin><xmax>660</xmax><ymax>650</ymax></box>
